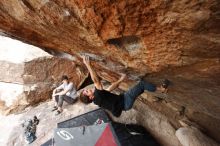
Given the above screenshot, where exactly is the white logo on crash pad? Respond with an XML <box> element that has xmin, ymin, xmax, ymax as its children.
<box><xmin>57</xmin><ymin>130</ymin><xmax>74</xmax><ymax>140</ymax></box>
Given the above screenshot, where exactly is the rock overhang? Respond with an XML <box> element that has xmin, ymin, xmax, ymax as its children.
<box><xmin>0</xmin><ymin>0</ymin><xmax>220</xmax><ymax>144</ymax></box>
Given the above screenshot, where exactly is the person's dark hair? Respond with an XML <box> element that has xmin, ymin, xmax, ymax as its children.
<box><xmin>80</xmin><ymin>92</ymin><xmax>92</xmax><ymax>104</ymax></box>
<box><xmin>61</xmin><ymin>75</ymin><xmax>69</xmax><ymax>81</ymax></box>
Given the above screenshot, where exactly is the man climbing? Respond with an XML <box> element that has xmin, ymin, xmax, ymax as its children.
<box><xmin>80</xmin><ymin>55</ymin><xmax>169</xmax><ymax>117</ymax></box>
<box><xmin>52</xmin><ymin>75</ymin><xmax>78</xmax><ymax>115</ymax></box>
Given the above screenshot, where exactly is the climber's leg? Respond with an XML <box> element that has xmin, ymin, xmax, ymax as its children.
<box><xmin>123</xmin><ymin>80</ymin><xmax>156</xmax><ymax>110</ymax></box>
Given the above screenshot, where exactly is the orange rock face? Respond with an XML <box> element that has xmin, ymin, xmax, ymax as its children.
<box><xmin>0</xmin><ymin>0</ymin><xmax>219</xmax><ymax>75</ymax></box>
<box><xmin>0</xmin><ymin>0</ymin><xmax>220</xmax><ymax>144</ymax></box>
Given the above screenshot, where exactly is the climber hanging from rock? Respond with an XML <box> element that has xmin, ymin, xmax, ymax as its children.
<box><xmin>51</xmin><ymin>75</ymin><xmax>78</xmax><ymax>115</ymax></box>
<box><xmin>80</xmin><ymin>55</ymin><xmax>170</xmax><ymax>117</ymax></box>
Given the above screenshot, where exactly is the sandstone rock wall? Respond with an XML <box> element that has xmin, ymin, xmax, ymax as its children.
<box><xmin>23</xmin><ymin>57</ymin><xmax>88</xmax><ymax>105</ymax></box>
<box><xmin>176</xmin><ymin>127</ymin><xmax>220</xmax><ymax>146</ymax></box>
<box><xmin>0</xmin><ymin>61</ymin><xmax>24</xmax><ymax>83</ymax></box>
<box><xmin>115</xmin><ymin>59</ymin><xmax>220</xmax><ymax>144</ymax></box>
<box><xmin>0</xmin><ymin>0</ymin><xmax>219</xmax><ymax>75</ymax></box>
<box><xmin>0</xmin><ymin>57</ymin><xmax>88</xmax><ymax>114</ymax></box>
<box><xmin>0</xmin><ymin>0</ymin><xmax>220</xmax><ymax>145</ymax></box>
<box><xmin>111</xmin><ymin>100</ymin><xmax>182</xmax><ymax>146</ymax></box>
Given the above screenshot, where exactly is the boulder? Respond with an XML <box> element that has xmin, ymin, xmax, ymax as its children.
<box><xmin>0</xmin><ymin>57</ymin><xmax>88</xmax><ymax>115</ymax></box>
<box><xmin>0</xmin><ymin>61</ymin><xmax>24</xmax><ymax>83</ymax></box>
<box><xmin>0</xmin><ymin>0</ymin><xmax>220</xmax><ymax>145</ymax></box>
<box><xmin>0</xmin><ymin>36</ymin><xmax>88</xmax><ymax>114</ymax></box>
<box><xmin>176</xmin><ymin>127</ymin><xmax>219</xmax><ymax>146</ymax></box>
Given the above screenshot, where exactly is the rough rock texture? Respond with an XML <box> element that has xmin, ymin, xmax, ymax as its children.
<box><xmin>110</xmin><ymin>100</ymin><xmax>182</xmax><ymax>146</ymax></box>
<box><xmin>0</xmin><ymin>61</ymin><xmax>24</xmax><ymax>83</ymax></box>
<box><xmin>0</xmin><ymin>0</ymin><xmax>220</xmax><ymax>145</ymax></box>
<box><xmin>176</xmin><ymin>127</ymin><xmax>219</xmax><ymax>146</ymax></box>
<box><xmin>0</xmin><ymin>58</ymin><xmax>88</xmax><ymax>114</ymax></box>
<box><xmin>23</xmin><ymin>57</ymin><xmax>88</xmax><ymax>106</ymax></box>
<box><xmin>0</xmin><ymin>0</ymin><xmax>219</xmax><ymax>74</ymax></box>
<box><xmin>117</xmin><ymin>59</ymin><xmax>220</xmax><ymax>145</ymax></box>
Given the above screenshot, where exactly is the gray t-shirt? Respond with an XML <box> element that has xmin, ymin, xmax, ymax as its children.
<box><xmin>56</xmin><ymin>82</ymin><xmax>78</xmax><ymax>99</ymax></box>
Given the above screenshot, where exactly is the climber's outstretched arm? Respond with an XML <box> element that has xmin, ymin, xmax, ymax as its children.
<box><xmin>106</xmin><ymin>74</ymin><xmax>126</xmax><ymax>92</ymax></box>
<box><xmin>82</xmin><ymin>55</ymin><xmax>103</xmax><ymax>90</ymax></box>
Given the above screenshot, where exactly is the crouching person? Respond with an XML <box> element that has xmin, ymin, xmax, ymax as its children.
<box><xmin>52</xmin><ymin>75</ymin><xmax>78</xmax><ymax>115</ymax></box>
